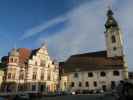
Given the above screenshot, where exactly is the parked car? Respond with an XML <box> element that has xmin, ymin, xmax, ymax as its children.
<box><xmin>14</xmin><ymin>93</ymin><xmax>30</xmax><ymax>100</ymax></box>
<box><xmin>0</xmin><ymin>97</ymin><xmax>6</xmax><ymax>100</ymax></box>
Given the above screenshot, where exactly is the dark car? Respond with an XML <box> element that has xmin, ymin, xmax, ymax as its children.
<box><xmin>14</xmin><ymin>93</ymin><xmax>30</xmax><ymax>100</ymax></box>
<box><xmin>0</xmin><ymin>97</ymin><xmax>6</xmax><ymax>100</ymax></box>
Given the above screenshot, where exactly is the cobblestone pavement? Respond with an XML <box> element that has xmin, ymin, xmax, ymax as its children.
<box><xmin>33</xmin><ymin>94</ymin><xmax>116</xmax><ymax>100</ymax></box>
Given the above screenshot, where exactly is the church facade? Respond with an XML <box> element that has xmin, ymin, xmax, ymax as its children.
<box><xmin>1</xmin><ymin>44</ymin><xmax>59</xmax><ymax>93</ymax></box>
<box><xmin>59</xmin><ymin>9</ymin><xmax>128</xmax><ymax>92</ymax></box>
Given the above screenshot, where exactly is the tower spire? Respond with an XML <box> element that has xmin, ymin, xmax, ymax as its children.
<box><xmin>104</xmin><ymin>8</ymin><xmax>123</xmax><ymax>57</ymax></box>
<box><xmin>105</xmin><ymin>8</ymin><xmax>118</xmax><ymax>29</ymax></box>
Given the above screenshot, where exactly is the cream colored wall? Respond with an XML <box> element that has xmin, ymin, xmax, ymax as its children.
<box><xmin>61</xmin><ymin>69</ymin><xmax>124</xmax><ymax>92</ymax></box>
<box><xmin>0</xmin><ymin>70</ymin><xmax>4</xmax><ymax>87</ymax></box>
<box><xmin>105</xmin><ymin>29</ymin><xmax>123</xmax><ymax>57</ymax></box>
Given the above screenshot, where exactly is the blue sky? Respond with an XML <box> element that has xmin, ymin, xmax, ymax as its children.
<box><xmin>0</xmin><ymin>0</ymin><xmax>133</xmax><ymax>71</ymax></box>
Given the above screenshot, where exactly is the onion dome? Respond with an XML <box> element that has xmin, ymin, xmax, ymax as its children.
<box><xmin>9</xmin><ymin>48</ymin><xmax>19</xmax><ymax>56</ymax></box>
<box><xmin>105</xmin><ymin>9</ymin><xmax>118</xmax><ymax>29</ymax></box>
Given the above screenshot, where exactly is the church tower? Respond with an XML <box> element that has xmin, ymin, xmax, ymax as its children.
<box><xmin>105</xmin><ymin>8</ymin><xmax>128</xmax><ymax>80</ymax></box>
<box><xmin>105</xmin><ymin>8</ymin><xmax>123</xmax><ymax>57</ymax></box>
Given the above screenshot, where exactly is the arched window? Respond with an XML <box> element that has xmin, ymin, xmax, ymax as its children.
<box><xmin>113</xmin><ymin>47</ymin><xmax>117</xmax><ymax>51</ymax></box>
<box><xmin>94</xmin><ymin>81</ymin><xmax>97</xmax><ymax>87</ymax></box>
<box><xmin>71</xmin><ymin>82</ymin><xmax>75</xmax><ymax>87</ymax></box>
<box><xmin>100</xmin><ymin>72</ymin><xmax>106</xmax><ymax>77</ymax></box>
<box><xmin>74</xmin><ymin>72</ymin><xmax>78</xmax><ymax>78</ymax></box>
<box><xmin>14</xmin><ymin>58</ymin><xmax>18</xmax><ymax>63</ymax></box>
<box><xmin>47</xmin><ymin>74</ymin><xmax>51</xmax><ymax>80</ymax></box>
<box><xmin>35</xmin><ymin>62</ymin><xmax>37</xmax><ymax>66</ymax></box>
<box><xmin>113</xmin><ymin>71</ymin><xmax>120</xmax><ymax>76</ymax></box>
<box><xmin>88</xmin><ymin>72</ymin><xmax>93</xmax><ymax>77</ymax></box>
<box><xmin>85</xmin><ymin>81</ymin><xmax>89</xmax><ymax>87</ymax></box>
<box><xmin>79</xmin><ymin>82</ymin><xmax>82</xmax><ymax>87</ymax></box>
<box><xmin>10</xmin><ymin>58</ymin><xmax>13</xmax><ymax>63</ymax></box>
<box><xmin>111</xmin><ymin>35</ymin><xmax>116</xmax><ymax>43</ymax></box>
<box><xmin>7</xmin><ymin>73</ymin><xmax>11</xmax><ymax>79</ymax></box>
<box><xmin>40</xmin><ymin>72</ymin><xmax>44</xmax><ymax>80</ymax></box>
<box><xmin>12</xmin><ymin>73</ymin><xmax>16</xmax><ymax>79</ymax></box>
<box><xmin>19</xmin><ymin>72</ymin><xmax>24</xmax><ymax>80</ymax></box>
<box><xmin>32</xmin><ymin>72</ymin><xmax>37</xmax><ymax>80</ymax></box>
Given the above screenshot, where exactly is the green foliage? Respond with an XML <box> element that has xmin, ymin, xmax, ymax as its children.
<box><xmin>0</xmin><ymin>62</ymin><xmax>5</xmax><ymax>70</ymax></box>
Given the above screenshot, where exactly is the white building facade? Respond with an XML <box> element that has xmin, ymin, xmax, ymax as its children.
<box><xmin>2</xmin><ymin>44</ymin><xmax>59</xmax><ymax>93</ymax></box>
<box><xmin>61</xmin><ymin>69</ymin><xmax>124</xmax><ymax>92</ymax></box>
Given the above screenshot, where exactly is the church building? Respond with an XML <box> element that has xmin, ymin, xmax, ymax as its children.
<box><xmin>59</xmin><ymin>9</ymin><xmax>128</xmax><ymax>92</ymax></box>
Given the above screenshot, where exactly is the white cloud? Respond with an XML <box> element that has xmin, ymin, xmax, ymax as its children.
<box><xmin>38</xmin><ymin>1</ymin><xmax>108</xmax><ymax>60</ymax></box>
<box><xmin>21</xmin><ymin>15</ymin><xmax>68</xmax><ymax>40</ymax></box>
<box><xmin>22</xmin><ymin>0</ymin><xmax>133</xmax><ymax>71</ymax></box>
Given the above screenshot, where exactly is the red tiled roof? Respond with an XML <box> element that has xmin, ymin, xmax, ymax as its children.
<box><xmin>60</xmin><ymin>50</ymin><xmax>124</xmax><ymax>74</ymax></box>
<box><xmin>1</xmin><ymin>48</ymin><xmax>41</xmax><ymax>65</ymax></box>
<box><xmin>18</xmin><ymin>48</ymin><xmax>31</xmax><ymax>64</ymax></box>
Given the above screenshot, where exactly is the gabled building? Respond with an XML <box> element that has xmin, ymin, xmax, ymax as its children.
<box><xmin>1</xmin><ymin>44</ymin><xmax>59</xmax><ymax>93</ymax></box>
<box><xmin>59</xmin><ymin>9</ymin><xmax>128</xmax><ymax>92</ymax></box>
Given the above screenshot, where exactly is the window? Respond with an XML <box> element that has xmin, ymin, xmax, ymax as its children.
<box><xmin>7</xmin><ymin>73</ymin><xmax>11</xmax><ymax>79</ymax></box>
<box><xmin>32</xmin><ymin>72</ymin><xmax>37</xmax><ymax>80</ymax></box>
<box><xmin>40</xmin><ymin>73</ymin><xmax>44</xmax><ymax>80</ymax></box>
<box><xmin>71</xmin><ymin>82</ymin><xmax>75</xmax><ymax>87</ymax></box>
<box><xmin>32</xmin><ymin>85</ymin><xmax>36</xmax><ymax>91</ymax></box>
<box><xmin>14</xmin><ymin>59</ymin><xmax>17</xmax><ymax>63</ymax></box>
<box><xmin>10</xmin><ymin>58</ymin><xmax>13</xmax><ymax>63</ymax></box>
<box><xmin>79</xmin><ymin>82</ymin><xmax>82</xmax><ymax>87</ymax></box>
<box><xmin>64</xmin><ymin>82</ymin><xmax>67</xmax><ymax>88</ymax></box>
<box><xmin>12</xmin><ymin>73</ymin><xmax>15</xmax><ymax>79</ymax></box>
<box><xmin>113</xmin><ymin>71</ymin><xmax>120</xmax><ymax>76</ymax></box>
<box><xmin>85</xmin><ymin>81</ymin><xmax>89</xmax><ymax>87</ymax></box>
<box><xmin>88</xmin><ymin>72</ymin><xmax>93</xmax><ymax>77</ymax></box>
<box><xmin>19</xmin><ymin>73</ymin><xmax>24</xmax><ymax>80</ymax></box>
<box><xmin>94</xmin><ymin>81</ymin><xmax>97</xmax><ymax>87</ymax></box>
<box><xmin>111</xmin><ymin>81</ymin><xmax>116</xmax><ymax>89</ymax></box>
<box><xmin>100</xmin><ymin>72</ymin><xmax>106</xmax><ymax>77</ymax></box>
<box><xmin>74</xmin><ymin>72</ymin><xmax>78</xmax><ymax>78</ymax></box>
<box><xmin>35</xmin><ymin>62</ymin><xmax>37</xmax><ymax>66</ymax></box>
<box><xmin>113</xmin><ymin>47</ymin><xmax>117</xmax><ymax>51</ymax></box>
<box><xmin>48</xmin><ymin>65</ymin><xmax>50</xmax><ymax>68</ymax></box>
<box><xmin>47</xmin><ymin>74</ymin><xmax>51</xmax><ymax>80</ymax></box>
<box><xmin>111</xmin><ymin>35</ymin><xmax>116</xmax><ymax>43</ymax></box>
<box><xmin>40</xmin><ymin>60</ymin><xmax>45</xmax><ymax>66</ymax></box>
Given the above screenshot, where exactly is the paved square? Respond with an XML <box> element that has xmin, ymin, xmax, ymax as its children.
<box><xmin>33</xmin><ymin>94</ymin><xmax>115</xmax><ymax>100</ymax></box>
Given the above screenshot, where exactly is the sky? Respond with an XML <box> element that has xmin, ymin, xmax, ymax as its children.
<box><xmin>0</xmin><ymin>0</ymin><xmax>133</xmax><ymax>71</ymax></box>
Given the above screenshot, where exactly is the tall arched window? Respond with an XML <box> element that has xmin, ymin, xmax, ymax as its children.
<box><xmin>85</xmin><ymin>81</ymin><xmax>89</xmax><ymax>87</ymax></box>
<box><xmin>7</xmin><ymin>73</ymin><xmax>11</xmax><ymax>79</ymax></box>
<box><xmin>32</xmin><ymin>72</ymin><xmax>37</xmax><ymax>80</ymax></box>
<box><xmin>111</xmin><ymin>35</ymin><xmax>116</xmax><ymax>43</ymax></box>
